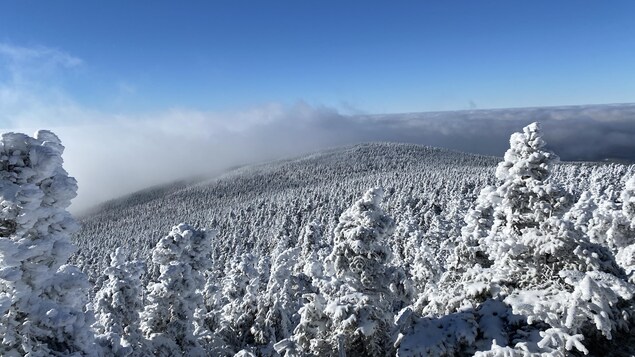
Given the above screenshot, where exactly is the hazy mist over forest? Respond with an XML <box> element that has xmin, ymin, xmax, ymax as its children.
<box><xmin>5</xmin><ymin>102</ymin><xmax>635</xmax><ymax>213</ymax></box>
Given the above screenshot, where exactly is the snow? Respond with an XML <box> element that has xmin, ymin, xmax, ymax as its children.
<box><xmin>0</xmin><ymin>131</ymin><xmax>95</xmax><ymax>356</ymax></box>
<box><xmin>3</xmin><ymin>124</ymin><xmax>635</xmax><ymax>356</ymax></box>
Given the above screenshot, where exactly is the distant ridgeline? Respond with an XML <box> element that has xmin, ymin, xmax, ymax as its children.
<box><xmin>1</xmin><ymin>124</ymin><xmax>634</xmax><ymax>356</ymax></box>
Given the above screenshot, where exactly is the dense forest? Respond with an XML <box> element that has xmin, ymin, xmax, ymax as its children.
<box><xmin>1</xmin><ymin>122</ymin><xmax>634</xmax><ymax>356</ymax></box>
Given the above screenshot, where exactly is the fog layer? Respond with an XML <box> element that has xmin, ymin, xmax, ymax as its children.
<box><xmin>4</xmin><ymin>102</ymin><xmax>634</xmax><ymax>213</ymax></box>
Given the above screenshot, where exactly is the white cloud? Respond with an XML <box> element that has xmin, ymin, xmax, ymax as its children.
<box><xmin>0</xmin><ymin>43</ymin><xmax>82</xmax><ymax>69</ymax></box>
<box><xmin>2</xmin><ymin>43</ymin><xmax>635</xmax><ymax>214</ymax></box>
<box><xmin>0</xmin><ymin>43</ymin><xmax>86</xmax><ymax>129</ymax></box>
<box><xmin>9</xmin><ymin>102</ymin><xmax>632</xmax><ymax>214</ymax></box>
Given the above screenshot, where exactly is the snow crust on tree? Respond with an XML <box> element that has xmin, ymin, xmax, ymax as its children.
<box><xmin>0</xmin><ymin>131</ymin><xmax>96</xmax><ymax>356</ymax></box>
<box><xmin>140</xmin><ymin>223</ymin><xmax>213</xmax><ymax>357</ymax></box>
<box><xmin>621</xmin><ymin>175</ymin><xmax>635</xmax><ymax>227</ymax></box>
<box><xmin>282</xmin><ymin>187</ymin><xmax>404</xmax><ymax>357</ymax></box>
<box><xmin>93</xmin><ymin>248</ymin><xmax>145</xmax><ymax>356</ymax></box>
<box><xmin>217</xmin><ymin>252</ymin><xmax>262</xmax><ymax>354</ymax></box>
<box><xmin>614</xmin><ymin>176</ymin><xmax>635</xmax><ymax>280</ymax></box>
<box><xmin>5</xmin><ymin>129</ymin><xmax>633</xmax><ymax>355</ymax></box>
<box><xmin>295</xmin><ymin>221</ymin><xmax>326</xmax><ymax>284</ymax></box>
<box><xmin>402</xmin><ymin>122</ymin><xmax>635</xmax><ymax>356</ymax></box>
<box><xmin>478</xmin><ymin>124</ymin><xmax>633</xmax><ymax>354</ymax></box>
<box><xmin>392</xmin><ymin>210</ymin><xmax>440</xmax><ymax>305</ymax></box>
<box><xmin>252</xmin><ymin>244</ymin><xmax>302</xmax><ymax>355</ymax></box>
<box><xmin>565</xmin><ymin>176</ymin><xmax>635</xmax><ymax>281</ymax></box>
<box><xmin>484</xmin><ymin>123</ymin><xmax>571</xmax><ymax>278</ymax></box>
<box><xmin>330</xmin><ymin>187</ymin><xmax>394</xmax><ymax>291</ymax></box>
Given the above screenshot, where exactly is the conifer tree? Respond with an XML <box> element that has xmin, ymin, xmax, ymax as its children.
<box><xmin>252</xmin><ymin>245</ymin><xmax>301</xmax><ymax>355</ymax></box>
<box><xmin>0</xmin><ymin>131</ymin><xmax>97</xmax><ymax>357</ymax></box>
<box><xmin>288</xmin><ymin>187</ymin><xmax>400</xmax><ymax>356</ymax></box>
<box><xmin>93</xmin><ymin>248</ymin><xmax>145</xmax><ymax>356</ymax></box>
<box><xmin>140</xmin><ymin>223</ymin><xmax>213</xmax><ymax>357</ymax></box>
<box><xmin>616</xmin><ymin>176</ymin><xmax>635</xmax><ymax>281</ymax></box>
<box><xmin>296</xmin><ymin>221</ymin><xmax>325</xmax><ymax>284</ymax></box>
<box><xmin>408</xmin><ymin>123</ymin><xmax>635</xmax><ymax>356</ymax></box>
<box><xmin>218</xmin><ymin>253</ymin><xmax>261</xmax><ymax>353</ymax></box>
<box><xmin>622</xmin><ymin>176</ymin><xmax>635</xmax><ymax>227</ymax></box>
<box><xmin>482</xmin><ymin>123</ymin><xmax>631</xmax><ymax>354</ymax></box>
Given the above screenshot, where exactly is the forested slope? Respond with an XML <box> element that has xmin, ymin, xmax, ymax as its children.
<box><xmin>3</xmin><ymin>124</ymin><xmax>635</xmax><ymax>356</ymax></box>
<box><xmin>73</xmin><ymin>142</ymin><xmax>632</xmax><ymax>285</ymax></box>
<box><xmin>73</xmin><ymin>143</ymin><xmax>502</xmax><ymax>280</ymax></box>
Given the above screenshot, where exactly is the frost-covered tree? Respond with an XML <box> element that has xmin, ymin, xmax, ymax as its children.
<box><xmin>0</xmin><ymin>131</ymin><xmax>97</xmax><ymax>357</ymax></box>
<box><xmin>614</xmin><ymin>176</ymin><xmax>635</xmax><ymax>280</ymax></box>
<box><xmin>483</xmin><ymin>124</ymin><xmax>633</xmax><ymax>355</ymax></box>
<box><xmin>483</xmin><ymin>123</ymin><xmax>571</xmax><ymax>282</ymax></box>
<box><xmin>390</xmin><ymin>211</ymin><xmax>439</xmax><ymax>310</ymax></box>
<box><xmin>622</xmin><ymin>176</ymin><xmax>635</xmax><ymax>228</ymax></box>
<box><xmin>252</xmin><ymin>244</ymin><xmax>301</xmax><ymax>355</ymax></box>
<box><xmin>217</xmin><ymin>253</ymin><xmax>261</xmax><ymax>354</ymax></box>
<box><xmin>581</xmin><ymin>187</ymin><xmax>629</xmax><ymax>253</ymax></box>
<box><xmin>295</xmin><ymin>221</ymin><xmax>325</xmax><ymax>284</ymax></box>
<box><xmin>287</xmin><ymin>187</ymin><xmax>400</xmax><ymax>356</ymax></box>
<box><xmin>140</xmin><ymin>223</ymin><xmax>213</xmax><ymax>357</ymax></box>
<box><xmin>93</xmin><ymin>248</ymin><xmax>145</xmax><ymax>356</ymax></box>
<box><xmin>419</xmin><ymin>187</ymin><xmax>497</xmax><ymax>316</ymax></box>
<box><xmin>421</xmin><ymin>182</ymin><xmax>500</xmax><ymax>317</ymax></box>
<box><xmin>564</xmin><ymin>190</ymin><xmax>597</xmax><ymax>235</ymax></box>
<box><xmin>394</xmin><ymin>210</ymin><xmax>440</xmax><ymax>284</ymax></box>
<box><xmin>406</xmin><ymin>123</ymin><xmax>635</xmax><ymax>356</ymax></box>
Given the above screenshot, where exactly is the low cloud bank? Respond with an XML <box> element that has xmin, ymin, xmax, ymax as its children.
<box><xmin>2</xmin><ymin>44</ymin><xmax>635</xmax><ymax>213</ymax></box>
<box><xmin>365</xmin><ymin>104</ymin><xmax>635</xmax><ymax>161</ymax></box>
<box><xmin>5</xmin><ymin>102</ymin><xmax>634</xmax><ymax>213</ymax></box>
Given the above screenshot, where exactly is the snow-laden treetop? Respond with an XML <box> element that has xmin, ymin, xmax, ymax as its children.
<box><xmin>495</xmin><ymin>122</ymin><xmax>558</xmax><ymax>182</ymax></box>
<box><xmin>0</xmin><ymin>129</ymin><xmax>78</xmax><ymax>267</ymax></box>
<box><xmin>0</xmin><ymin>130</ymin><xmax>95</xmax><ymax>357</ymax></box>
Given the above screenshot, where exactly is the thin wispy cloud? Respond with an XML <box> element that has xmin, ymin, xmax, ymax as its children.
<box><xmin>0</xmin><ymin>43</ymin><xmax>82</xmax><ymax>87</ymax></box>
<box><xmin>0</xmin><ymin>43</ymin><xmax>82</xmax><ymax>68</ymax></box>
<box><xmin>0</xmin><ymin>43</ymin><xmax>86</xmax><ymax>129</ymax></box>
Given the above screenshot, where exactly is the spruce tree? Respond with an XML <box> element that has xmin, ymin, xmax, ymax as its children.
<box><xmin>217</xmin><ymin>253</ymin><xmax>261</xmax><ymax>353</ymax></box>
<box><xmin>616</xmin><ymin>176</ymin><xmax>635</xmax><ymax>281</ymax></box>
<box><xmin>140</xmin><ymin>223</ymin><xmax>213</xmax><ymax>357</ymax></box>
<box><xmin>0</xmin><ymin>131</ymin><xmax>97</xmax><ymax>357</ymax></box>
<box><xmin>93</xmin><ymin>248</ymin><xmax>145</xmax><ymax>356</ymax></box>
<box><xmin>289</xmin><ymin>187</ymin><xmax>400</xmax><ymax>356</ymax></box>
<box><xmin>409</xmin><ymin>123</ymin><xmax>634</xmax><ymax>356</ymax></box>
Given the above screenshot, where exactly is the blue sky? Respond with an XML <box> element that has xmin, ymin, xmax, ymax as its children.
<box><xmin>2</xmin><ymin>1</ymin><xmax>635</xmax><ymax>210</ymax></box>
<box><xmin>1</xmin><ymin>0</ymin><xmax>634</xmax><ymax>115</ymax></box>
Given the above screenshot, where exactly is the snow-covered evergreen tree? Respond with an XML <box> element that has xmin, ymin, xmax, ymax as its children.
<box><xmin>140</xmin><ymin>223</ymin><xmax>213</xmax><ymax>356</ymax></box>
<box><xmin>287</xmin><ymin>187</ymin><xmax>400</xmax><ymax>356</ymax></box>
<box><xmin>564</xmin><ymin>190</ymin><xmax>597</xmax><ymax>235</ymax></box>
<box><xmin>483</xmin><ymin>123</ymin><xmax>570</xmax><ymax>283</ymax></box>
<box><xmin>582</xmin><ymin>186</ymin><xmax>629</xmax><ymax>253</ymax></box>
<box><xmin>614</xmin><ymin>176</ymin><xmax>635</xmax><ymax>280</ymax></box>
<box><xmin>418</xmin><ymin>187</ymin><xmax>496</xmax><ymax>316</ymax></box>
<box><xmin>295</xmin><ymin>221</ymin><xmax>325</xmax><ymax>285</ymax></box>
<box><xmin>482</xmin><ymin>124</ymin><xmax>633</xmax><ymax>355</ymax></box>
<box><xmin>252</xmin><ymin>244</ymin><xmax>301</xmax><ymax>355</ymax></box>
<box><xmin>217</xmin><ymin>253</ymin><xmax>261</xmax><ymax>354</ymax></box>
<box><xmin>393</xmin><ymin>210</ymin><xmax>440</xmax><ymax>304</ymax></box>
<box><xmin>404</xmin><ymin>123</ymin><xmax>635</xmax><ymax>356</ymax></box>
<box><xmin>623</xmin><ymin>176</ymin><xmax>635</xmax><ymax>228</ymax></box>
<box><xmin>93</xmin><ymin>248</ymin><xmax>145</xmax><ymax>356</ymax></box>
<box><xmin>0</xmin><ymin>131</ymin><xmax>97</xmax><ymax>357</ymax></box>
